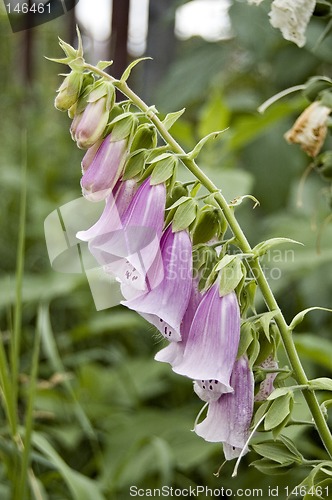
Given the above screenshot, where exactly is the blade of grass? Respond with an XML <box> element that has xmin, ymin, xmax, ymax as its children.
<box><xmin>10</xmin><ymin>129</ymin><xmax>27</xmax><ymax>419</ymax></box>
<box><xmin>0</xmin><ymin>330</ymin><xmax>17</xmax><ymax>436</ymax></box>
<box><xmin>16</xmin><ymin>305</ymin><xmax>42</xmax><ymax>500</ymax></box>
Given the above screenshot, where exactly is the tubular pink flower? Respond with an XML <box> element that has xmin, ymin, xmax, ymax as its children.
<box><xmin>169</xmin><ymin>285</ymin><xmax>240</xmax><ymax>392</ymax></box>
<box><xmin>76</xmin><ymin>180</ymin><xmax>137</xmax><ymax>242</ymax></box>
<box><xmin>81</xmin><ymin>134</ymin><xmax>128</xmax><ymax>202</ymax></box>
<box><xmin>122</xmin><ymin>225</ymin><xmax>193</xmax><ymax>342</ymax></box>
<box><xmin>195</xmin><ymin>356</ymin><xmax>254</xmax><ymax>461</ymax></box>
<box><xmin>154</xmin><ymin>278</ymin><xmax>202</xmax><ymax>366</ymax></box>
<box><xmin>85</xmin><ymin>178</ymin><xmax>166</xmax><ymax>293</ymax></box>
<box><xmin>73</xmin><ymin>96</ymin><xmax>109</xmax><ymax>149</ymax></box>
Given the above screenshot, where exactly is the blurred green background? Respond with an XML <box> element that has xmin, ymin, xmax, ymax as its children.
<box><xmin>0</xmin><ymin>1</ymin><xmax>332</xmax><ymax>498</ymax></box>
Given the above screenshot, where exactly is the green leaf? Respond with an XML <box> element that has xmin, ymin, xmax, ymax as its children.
<box><xmin>151</xmin><ymin>156</ymin><xmax>177</xmax><ymax>185</ymax></box>
<box><xmin>309</xmin><ymin>378</ymin><xmax>332</xmax><ymax>391</ymax></box>
<box><xmin>267</xmin><ymin>387</ymin><xmax>293</xmax><ymax>400</ymax></box>
<box><xmin>123</xmin><ymin>150</ymin><xmax>146</xmax><ymax>180</ymax></box>
<box><xmin>218</xmin><ymin>257</ymin><xmax>244</xmax><ymax>296</ymax></box>
<box><xmin>187</xmin><ymin>130</ymin><xmax>226</xmax><ymax>160</ymax></box>
<box><xmin>252</xmin><ymin>439</ymin><xmax>301</xmax><ymax>465</ymax></box>
<box><xmin>172</xmin><ymin>199</ymin><xmax>197</xmax><ymax>232</ymax></box>
<box><xmin>289</xmin><ymin>307</ymin><xmax>332</xmax><ymax>331</ymax></box>
<box><xmin>250</xmin><ymin>458</ymin><xmax>294</xmax><ymax>475</ymax></box>
<box><xmin>264</xmin><ymin>393</ymin><xmax>293</xmax><ymax>431</ymax></box>
<box><xmin>229</xmin><ymin>194</ymin><xmax>260</xmax><ymax>208</ymax></box>
<box><xmin>96</xmin><ymin>60</ymin><xmax>113</xmax><ymax>70</ymax></box>
<box><xmin>166</xmin><ymin>195</ymin><xmax>191</xmax><ymax>211</ymax></box>
<box><xmin>238</xmin><ymin>323</ymin><xmax>254</xmax><ymax>359</ymax></box>
<box><xmin>162</xmin><ymin>109</ymin><xmax>186</xmax><ymax>131</ymax></box>
<box><xmin>32</xmin><ymin>433</ymin><xmax>105</xmax><ymax>500</ymax></box>
<box><xmin>259</xmin><ymin>310</ymin><xmax>279</xmax><ymax>341</ymax></box>
<box><xmin>253</xmin><ymin>238</ymin><xmax>303</xmax><ymax>258</ymax></box>
<box><xmin>121</xmin><ymin>57</ymin><xmax>153</xmax><ymax>82</ymax></box>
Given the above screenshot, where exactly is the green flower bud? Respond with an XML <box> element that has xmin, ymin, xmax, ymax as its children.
<box><xmin>166</xmin><ymin>182</ymin><xmax>188</xmax><ymax>209</ymax></box>
<box><xmin>315</xmin><ymin>151</ymin><xmax>332</xmax><ymax>181</ymax></box>
<box><xmin>130</xmin><ymin>124</ymin><xmax>158</xmax><ymax>153</ymax></box>
<box><xmin>303</xmin><ymin>76</ymin><xmax>332</xmax><ymax>102</ymax></box>
<box><xmin>192</xmin><ymin>205</ymin><xmax>221</xmax><ymax>245</ymax></box>
<box><xmin>54</xmin><ymin>70</ymin><xmax>83</xmax><ymax>111</ymax></box>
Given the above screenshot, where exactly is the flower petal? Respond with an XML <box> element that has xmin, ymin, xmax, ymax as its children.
<box><xmin>122</xmin><ymin>226</ymin><xmax>192</xmax><ymax>342</ymax></box>
<box><xmin>81</xmin><ymin>135</ymin><xmax>128</xmax><ymax>201</ymax></box>
<box><xmin>172</xmin><ymin>287</ymin><xmax>240</xmax><ymax>391</ymax></box>
<box><xmin>195</xmin><ymin>356</ymin><xmax>254</xmax><ymax>459</ymax></box>
<box><xmin>269</xmin><ymin>0</ymin><xmax>316</xmax><ymax>48</ymax></box>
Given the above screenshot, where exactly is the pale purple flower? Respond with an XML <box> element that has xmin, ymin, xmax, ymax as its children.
<box><xmin>85</xmin><ymin>178</ymin><xmax>166</xmax><ymax>294</ymax></box>
<box><xmin>154</xmin><ymin>278</ymin><xmax>202</xmax><ymax>366</ymax></box>
<box><xmin>254</xmin><ymin>355</ymin><xmax>278</xmax><ymax>402</ymax></box>
<box><xmin>167</xmin><ymin>285</ymin><xmax>240</xmax><ymax>393</ymax></box>
<box><xmin>122</xmin><ymin>225</ymin><xmax>193</xmax><ymax>342</ymax></box>
<box><xmin>195</xmin><ymin>356</ymin><xmax>254</xmax><ymax>461</ymax></box>
<box><xmin>72</xmin><ymin>96</ymin><xmax>109</xmax><ymax>149</ymax></box>
<box><xmin>81</xmin><ymin>134</ymin><xmax>128</xmax><ymax>202</ymax></box>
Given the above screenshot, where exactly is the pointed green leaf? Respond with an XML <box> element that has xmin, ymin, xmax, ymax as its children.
<box><xmin>218</xmin><ymin>257</ymin><xmax>243</xmax><ymax>296</ymax></box>
<box><xmin>45</xmin><ymin>56</ymin><xmax>72</xmax><ymax>65</ymax></box>
<box><xmin>172</xmin><ymin>199</ymin><xmax>197</xmax><ymax>232</ymax></box>
<box><xmin>229</xmin><ymin>194</ymin><xmax>260</xmax><ymax>208</ymax></box>
<box><xmin>166</xmin><ymin>196</ymin><xmax>191</xmax><ymax>211</ymax></box>
<box><xmin>151</xmin><ymin>157</ymin><xmax>177</xmax><ymax>185</ymax></box>
<box><xmin>253</xmin><ymin>238</ymin><xmax>303</xmax><ymax>258</ymax></box>
<box><xmin>309</xmin><ymin>377</ymin><xmax>332</xmax><ymax>392</ymax></box>
<box><xmin>260</xmin><ymin>310</ymin><xmax>279</xmax><ymax>341</ymax></box>
<box><xmin>238</xmin><ymin>322</ymin><xmax>254</xmax><ymax>358</ymax></box>
<box><xmin>187</xmin><ymin>130</ymin><xmax>226</xmax><ymax>160</ymax></box>
<box><xmin>250</xmin><ymin>458</ymin><xmax>294</xmax><ymax>475</ymax></box>
<box><xmin>289</xmin><ymin>307</ymin><xmax>332</xmax><ymax>332</ymax></box>
<box><xmin>148</xmin><ymin>152</ymin><xmax>173</xmax><ymax>164</ymax></box>
<box><xmin>215</xmin><ymin>254</ymin><xmax>236</xmax><ymax>271</ymax></box>
<box><xmin>252</xmin><ymin>439</ymin><xmax>302</xmax><ymax>464</ymax></box>
<box><xmin>123</xmin><ymin>150</ymin><xmax>146</xmax><ymax>180</ymax></box>
<box><xmin>267</xmin><ymin>387</ymin><xmax>293</xmax><ymax>400</ymax></box>
<box><xmin>97</xmin><ymin>60</ymin><xmax>113</xmax><ymax>70</ymax></box>
<box><xmin>162</xmin><ymin>108</ymin><xmax>186</xmax><ymax>131</ymax></box>
<box><xmin>58</xmin><ymin>37</ymin><xmax>77</xmax><ymax>59</ymax></box>
<box><xmin>264</xmin><ymin>393</ymin><xmax>293</xmax><ymax>431</ymax></box>
<box><xmin>121</xmin><ymin>57</ymin><xmax>153</xmax><ymax>82</ymax></box>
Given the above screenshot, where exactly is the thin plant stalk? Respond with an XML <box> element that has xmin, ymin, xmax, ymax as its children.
<box><xmin>83</xmin><ymin>63</ymin><xmax>332</xmax><ymax>458</ymax></box>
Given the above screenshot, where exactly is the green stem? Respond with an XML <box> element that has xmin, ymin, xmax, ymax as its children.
<box><xmin>84</xmin><ymin>64</ymin><xmax>332</xmax><ymax>458</ymax></box>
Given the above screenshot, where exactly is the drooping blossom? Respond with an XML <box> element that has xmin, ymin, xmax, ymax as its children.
<box><xmin>79</xmin><ymin>178</ymin><xmax>166</xmax><ymax>295</ymax></box>
<box><xmin>81</xmin><ymin>134</ymin><xmax>128</xmax><ymax>201</ymax></box>
<box><xmin>162</xmin><ymin>283</ymin><xmax>240</xmax><ymax>393</ymax></box>
<box><xmin>122</xmin><ymin>225</ymin><xmax>193</xmax><ymax>342</ymax></box>
<box><xmin>154</xmin><ymin>277</ymin><xmax>202</xmax><ymax>366</ymax></box>
<box><xmin>284</xmin><ymin>101</ymin><xmax>331</xmax><ymax>157</ymax></box>
<box><xmin>254</xmin><ymin>354</ymin><xmax>279</xmax><ymax>402</ymax></box>
<box><xmin>195</xmin><ymin>356</ymin><xmax>254</xmax><ymax>461</ymax></box>
<box><xmin>269</xmin><ymin>0</ymin><xmax>316</xmax><ymax>48</ymax></box>
<box><xmin>71</xmin><ymin>98</ymin><xmax>109</xmax><ymax>149</ymax></box>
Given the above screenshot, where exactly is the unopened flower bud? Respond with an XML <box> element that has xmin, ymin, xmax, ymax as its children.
<box><xmin>54</xmin><ymin>71</ymin><xmax>83</xmax><ymax>111</ymax></box>
<box><xmin>192</xmin><ymin>205</ymin><xmax>221</xmax><ymax>245</ymax></box>
<box><xmin>73</xmin><ymin>82</ymin><xmax>115</xmax><ymax>149</ymax></box>
<box><xmin>166</xmin><ymin>182</ymin><xmax>188</xmax><ymax>209</ymax></box>
<box><xmin>284</xmin><ymin>101</ymin><xmax>331</xmax><ymax>157</ymax></box>
<box><xmin>130</xmin><ymin>124</ymin><xmax>157</xmax><ymax>153</ymax></box>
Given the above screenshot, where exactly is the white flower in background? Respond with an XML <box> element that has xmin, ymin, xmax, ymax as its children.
<box><xmin>247</xmin><ymin>0</ymin><xmax>316</xmax><ymax>47</ymax></box>
<box><xmin>284</xmin><ymin>101</ymin><xmax>331</xmax><ymax>157</ymax></box>
<box><xmin>269</xmin><ymin>0</ymin><xmax>316</xmax><ymax>47</ymax></box>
